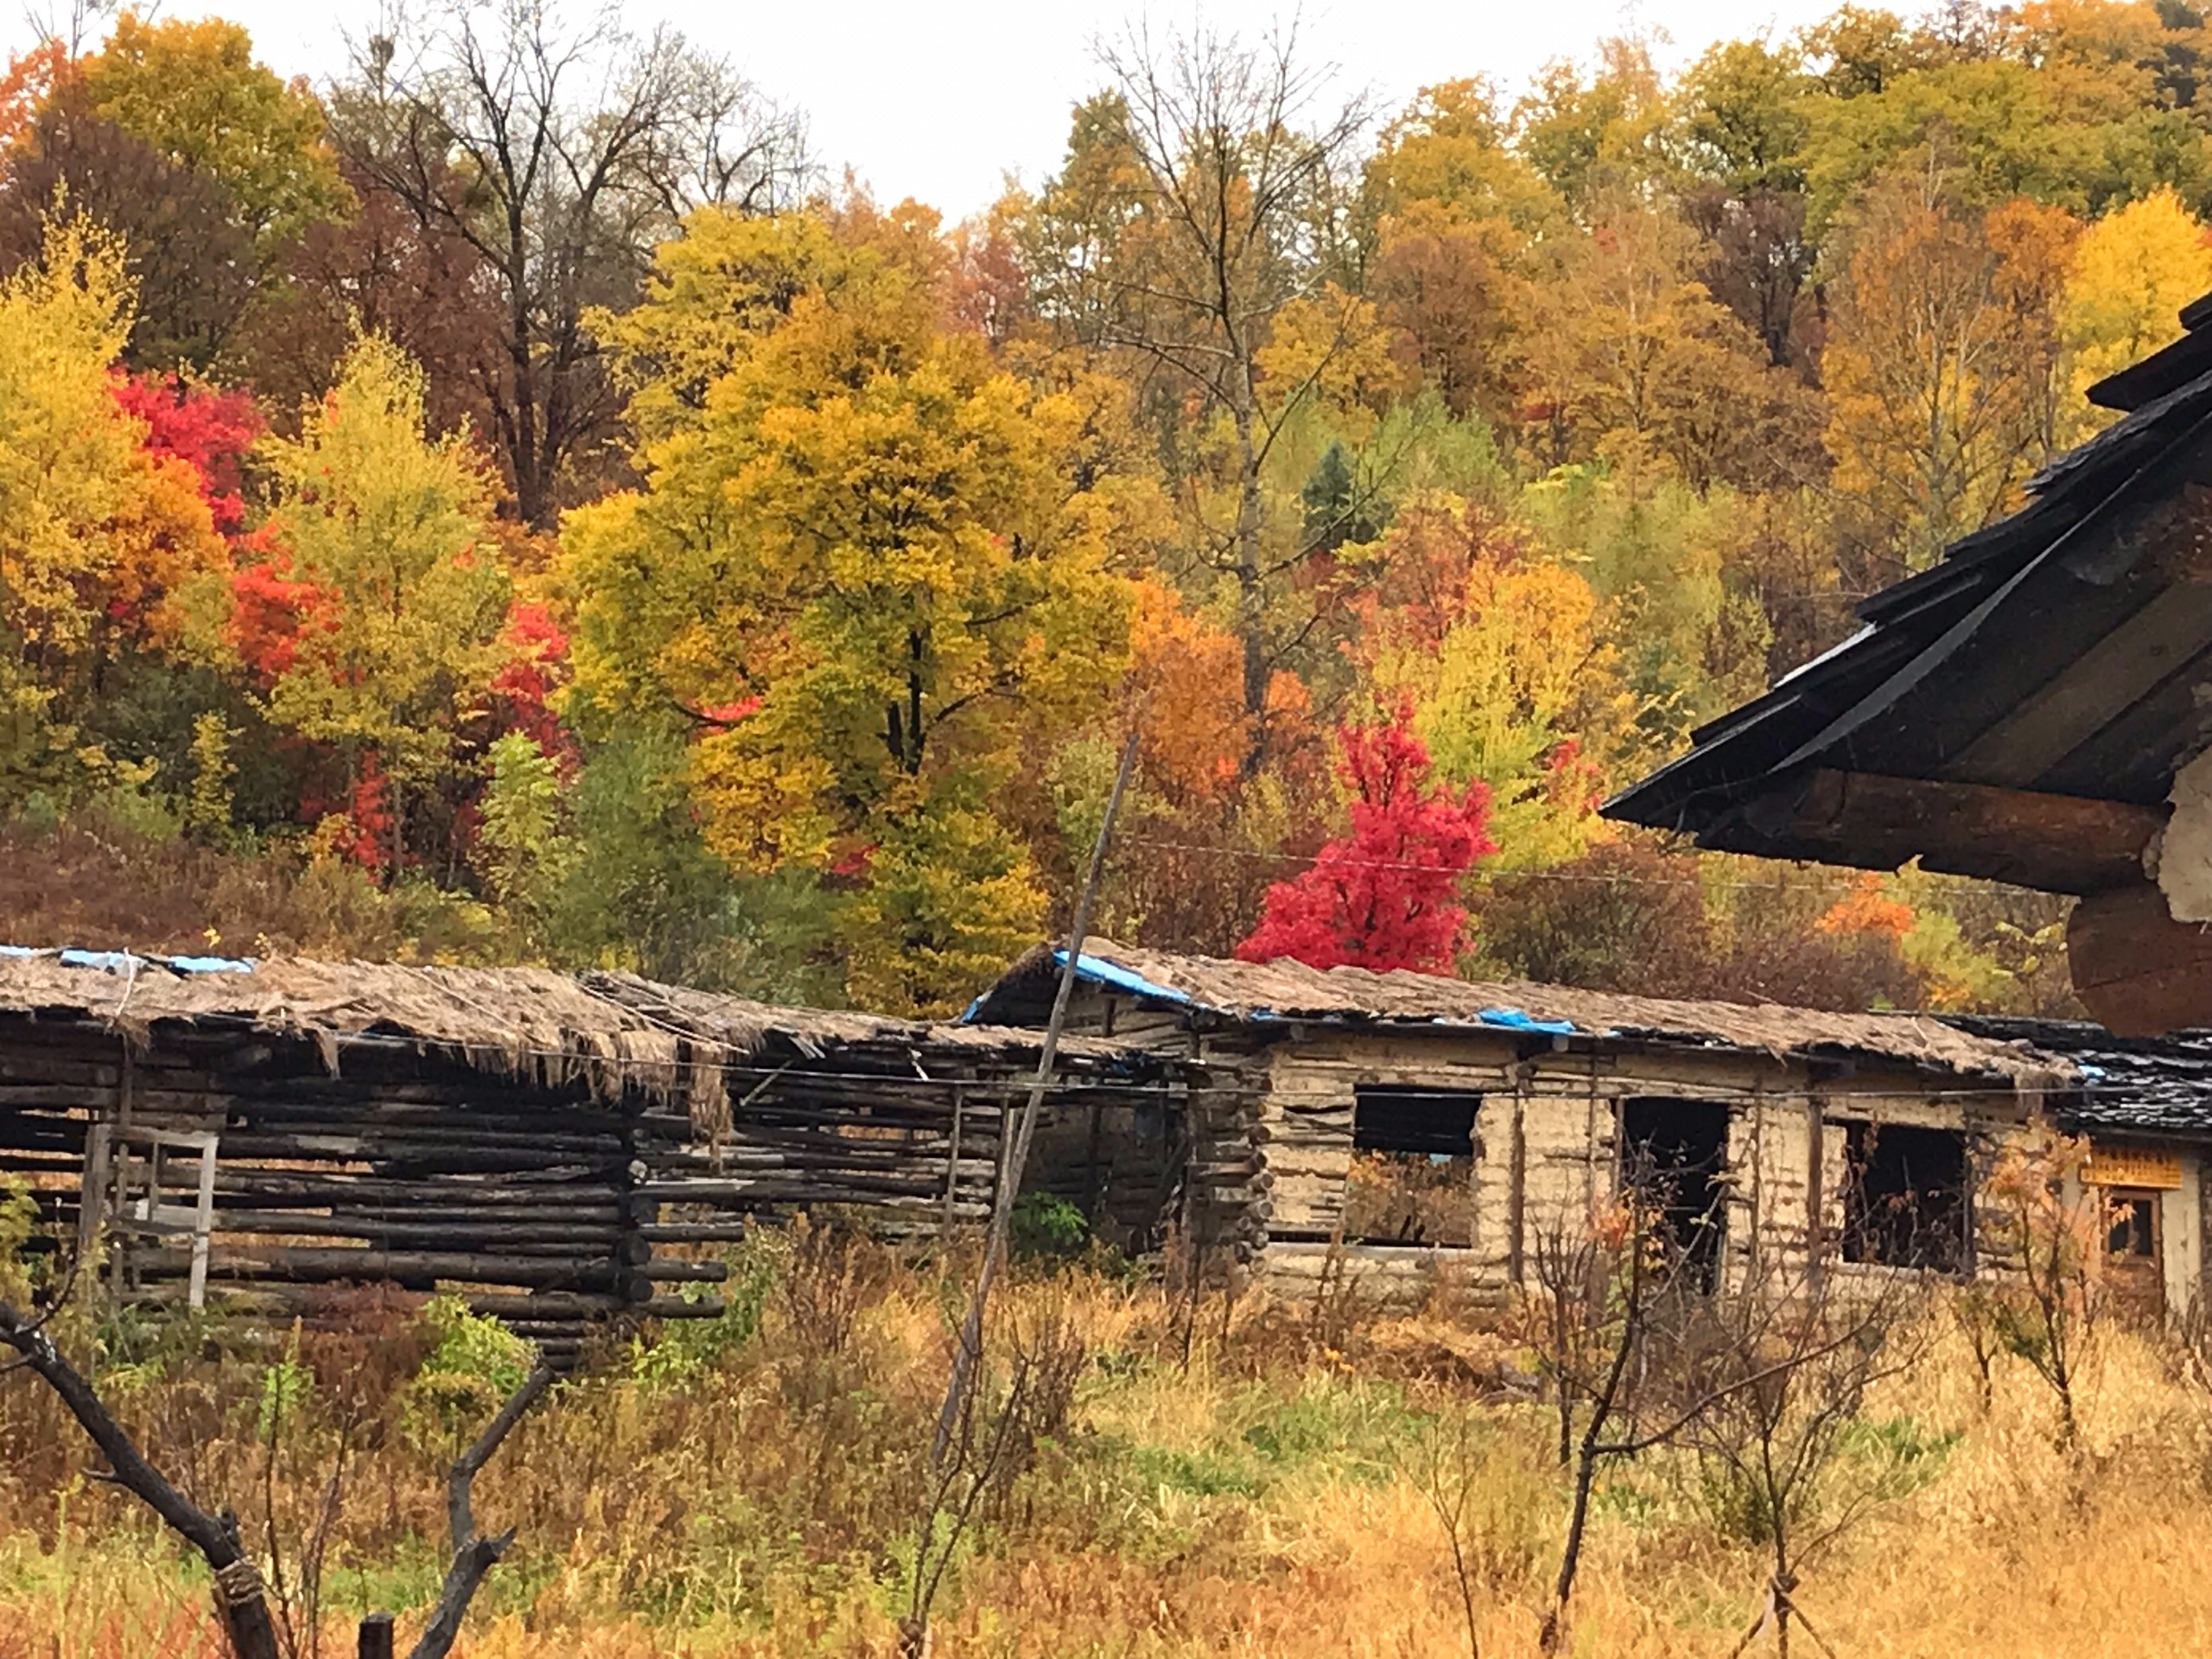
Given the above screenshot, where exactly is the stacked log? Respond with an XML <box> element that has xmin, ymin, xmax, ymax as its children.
<box><xmin>0</xmin><ymin>997</ymin><xmax>1213</xmax><ymax>1362</ymax></box>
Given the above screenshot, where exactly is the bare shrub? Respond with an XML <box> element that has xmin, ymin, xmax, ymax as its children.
<box><xmin>778</xmin><ymin>1214</ymin><xmax>893</xmax><ymax>1363</ymax></box>
<box><xmin>1980</xmin><ymin>1128</ymin><xmax>2106</xmax><ymax>1452</ymax></box>
<box><xmin>1510</xmin><ymin>1192</ymin><xmax>1668</xmax><ymax>1653</ymax></box>
<box><xmin>1412</xmin><ymin>1406</ymin><xmax>1543</xmax><ymax>1659</ymax></box>
<box><xmin>1658</xmin><ymin>1258</ymin><xmax>1927</xmax><ymax>1657</ymax></box>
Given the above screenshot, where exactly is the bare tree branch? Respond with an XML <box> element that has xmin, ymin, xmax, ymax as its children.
<box><xmin>0</xmin><ymin>1298</ymin><xmax>283</xmax><ymax>1659</ymax></box>
<box><xmin>407</xmin><ymin>1356</ymin><xmax>557</xmax><ymax>1659</ymax></box>
<box><xmin>336</xmin><ymin>0</ymin><xmax>811</xmax><ymax>527</ymax></box>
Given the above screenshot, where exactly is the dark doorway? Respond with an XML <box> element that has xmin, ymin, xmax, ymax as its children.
<box><xmin>1841</xmin><ymin>1122</ymin><xmax>1968</xmax><ymax>1272</ymax></box>
<box><xmin>1345</xmin><ymin>1086</ymin><xmax>1480</xmax><ymax>1247</ymax></box>
<box><xmin>1620</xmin><ymin>1097</ymin><xmax>1731</xmax><ymax>1288</ymax></box>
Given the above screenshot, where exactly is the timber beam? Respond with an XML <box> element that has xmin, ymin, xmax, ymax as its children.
<box><xmin>1755</xmin><ymin>769</ymin><xmax>2167</xmax><ymax>895</ymax></box>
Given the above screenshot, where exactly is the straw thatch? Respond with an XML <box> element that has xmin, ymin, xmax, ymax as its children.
<box><xmin>0</xmin><ymin>949</ymin><xmax>1123</xmax><ymax>1136</ymax></box>
<box><xmin>976</xmin><ymin>939</ymin><xmax>2074</xmax><ymax>1089</ymax></box>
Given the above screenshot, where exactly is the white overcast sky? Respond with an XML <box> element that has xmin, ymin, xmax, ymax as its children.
<box><xmin>66</xmin><ymin>0</ymin><xmax>1845</xmax><ymax>219</ymax></box>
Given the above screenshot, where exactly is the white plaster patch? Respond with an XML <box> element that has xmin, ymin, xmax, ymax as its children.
<box><xmin>2158</xmin><ymin>747</ymin><xmax>2212</xmax><ymax>922</ymax></box>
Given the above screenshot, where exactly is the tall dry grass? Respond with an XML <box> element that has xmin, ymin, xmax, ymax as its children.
<box><xmin>7</xmin><ymin>1229</ymin><xmax>2212</xmax><ymax>1657</ymax></box>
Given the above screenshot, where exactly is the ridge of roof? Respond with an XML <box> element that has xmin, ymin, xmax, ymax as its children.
<box><xmin>974</xmin><ymin>938</ymin><xmax>2071</xmax><ymax>1087</ymax></box>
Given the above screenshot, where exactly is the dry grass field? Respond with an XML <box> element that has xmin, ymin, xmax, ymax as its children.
<box><xmin>6</xmin><ymin>1224</ymin><xmax>2212</xmax><ymax>1659</ymax></box>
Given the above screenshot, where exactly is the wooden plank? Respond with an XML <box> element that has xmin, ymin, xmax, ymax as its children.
<box><xmin>1804</xmin><ymin>1093</ymin><xmax>1825</xmax><ymax>1290</ymax></box>
<box><xmin>1782</xmin><ymin>769</ymin><xmax>2164</xmax><ymax>894</ymax></box>
<box><xmin>1944</xmin><ymin>579</ymin><xmax>2212</xmax><ymax>788</ymax></box>
<box><xmin>1507</xmin><ymin>1094</ymin><xmax>1527</xmax><ymax>1286</ymax></box>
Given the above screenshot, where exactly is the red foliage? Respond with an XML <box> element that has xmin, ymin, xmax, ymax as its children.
<box><xmin>488</xmin><ymin>600</ymin><xmax>573</xmax><ymax>756</ymax></box>
<box><xmin>696</xmin><ymin>695</ymin><xmax>763</xmax><ymax>727</ymax></box>
<box><xmin>1236</xmin><ymin>705</ymin><xmax>1496</xmax><ymax>974</ymax></box>
<box><xmin>229</xmin><ymin>537</ymin><xmax>335</xmax><ymax>683</ymax></box>
<box><xmin>340</xmin><ymin>760</ymin><xmax>394</xmax><ymax>872</ymax></box>
<box><xmin>111</xmin><ymin>372</ymin><xmax>262</xmax><ymax>534</ymax></box>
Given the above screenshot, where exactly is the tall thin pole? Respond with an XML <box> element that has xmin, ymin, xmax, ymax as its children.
<box><xmin>929</xmin><ymin>727</ymin><xmax>1140</xmax><ymax>1468</ymax></box>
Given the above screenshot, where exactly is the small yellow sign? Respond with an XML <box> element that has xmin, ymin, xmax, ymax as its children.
<box><xmin>2087</xmin><ymin>1143</ymin><xmax>2184</xmax><ymax>1190</ymax></box>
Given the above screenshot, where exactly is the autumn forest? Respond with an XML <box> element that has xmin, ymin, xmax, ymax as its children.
<box><xmin>1</xmin><ymin>0</ymin><xmax>2201</xmax><ymax>1018</ymax></box>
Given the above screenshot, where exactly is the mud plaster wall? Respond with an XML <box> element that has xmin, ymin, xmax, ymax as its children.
<box><xmin>1247</xmin><ymin>1030</ymin><xmax>2053</xmax><ymax>1309</ymax></box>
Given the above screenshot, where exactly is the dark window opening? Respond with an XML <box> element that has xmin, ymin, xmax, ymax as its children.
<box><xmin>2108</xmin><ymin>1195</ymin><xmax>2158</xmax><ymax>1258</ymax></box>
<box><xmin>1345</xmin><ymin>1086</ymin><xmax>1479</xmax><ymax>1247</ymax></box>
<box><xmin>1620</xmin><ymin>1097</ymin><xmax>1731</xmax><ymax>1290</ymax></box>
<box><xmin>1841</xmin><ymin>1122</ymin><xmax>1968</xmax><ymax>1272</ymax></box>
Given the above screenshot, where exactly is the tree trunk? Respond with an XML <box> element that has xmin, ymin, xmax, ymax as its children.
<box><xmin>0</xmin><ymin>1306</ymin><xmax>282</xmax><ymax>1659</ymax></box>
<box><xmin>1230</xmin><ymin>390</ymin><xmax>1268</xmax><ymax>770</ymax></box>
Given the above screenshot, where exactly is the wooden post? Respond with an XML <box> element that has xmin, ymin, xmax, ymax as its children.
<box><xmin>189</xmin><ymin>1135</ymin><xmax>218</xmax><ymax>1311</ymax></box>
<box><xmin>1804</xmin><ymin>1090</ymin><xmax>1826</xmax><ymax>1291</ymax></box>
<box><xmin>110</xmin><ymin>1044</ymin><xmax>134</xmax><ymax>1298</ymax></box>
<box><xmin>1742</xmin><ymin>1084</ymin><xmax>1764</xmax><ymax>1287</ymax></box>
<box><xmin>78</xmin><ymin>1120</ymin><xmax>111</xmax><ymax>1268</ymax></box>
<box><xmin>357</xmin><ymin>1611</ymin><xmax>395</xmax><ymax>1659</ymax></box>
<box><xmin>1961</xmin><ymin>1114</ymin><xmax>1981</xmax><ymax>1278</ymax></box>
<box><xmin>1508</xmin><ymin>1090</ymin><xmax>1528</xmax><ymax>1287</ymax></box>
<box><xmin>1582</xmin><ymin>1084</ymin><xmax>1598</xmax><ymax>1214</ymax></box>
<box><xmin>1084</xmin><ymin>1096</ymin><xmax>1105</xmax><ymax>1223</ymax></box>
<box><xmin>941</xmin><ymin>1084</ymin><xmax>964</xmax><ymax>1244</ymax></box>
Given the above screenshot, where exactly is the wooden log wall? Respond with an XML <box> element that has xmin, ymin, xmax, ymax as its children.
<box><xmin>0</xmin><ymin>1015</ymin><xmax>696</xmax><ymax>1363</ymax></box>
<box><xmin>0</xmin><ymin>1011</ymin><xmax>1217</xmax><ymax>1359</ymax></box>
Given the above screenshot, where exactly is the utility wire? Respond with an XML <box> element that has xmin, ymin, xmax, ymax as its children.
<box><xmin>1113</xmin><ymin>833</ymin><xmax>2064</xmax><ymax>894</ymax></box>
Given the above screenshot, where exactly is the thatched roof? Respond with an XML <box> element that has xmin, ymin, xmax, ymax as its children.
<box><xmin>0</xmin><ymin>947</ymin><xmax>1146</xmax><ymax>1134</ymax></box>
<box><xmin>969</xmin><ymin>939</ymin><xmax>2073</xmax><ymax>1089</ymax></box>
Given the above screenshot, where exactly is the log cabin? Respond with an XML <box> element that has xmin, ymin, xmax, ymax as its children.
<box><xmin>972</xmin><ymin>940</ymin><xmax>2212</xmax><ymax>1319</ymax></box>
<box><xmin>0</xmin><ymin>946</ymin><xmax>1193</xmax><ymax>1359</ymax></box>
<box><xmin>1600</xmin><ymin>291</ymin><xmax>2212</xmax><ymax>1037</ymax></box>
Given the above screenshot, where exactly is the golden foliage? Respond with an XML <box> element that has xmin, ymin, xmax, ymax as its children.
<box><xmin>565</xmin><ymin>224</ymin><xmax>1142</xmax><ymax>1012</ymax></box>
<box><xmin>0</xmin><ymin>216</ymin><xmax>226</xmax><ymax>666</ymax></box>
<box><xmin>2060</xmin><ymin>185</ymin><xmax>2212</xmax><ymax>439</ymax></box>
<box><xmin>1822</xmin><ymin>178</ymin><xmax>2081</xmax><ymax>569</ymax></box>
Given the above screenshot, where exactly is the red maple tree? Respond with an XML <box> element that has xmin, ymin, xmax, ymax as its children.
<box><xmin>1236</xmin><ymin>705</ymin><xmax>1496</xmax><ymax>974</ymax></box>
<box><xmin>487</xmin><ymin>600</ymin><xmax>575</xmax><ymax>759</ymax></box>
<box><xmin>111</xmin><ymin>372</ymin><xmax>261</xmax><ymax>535</ymax></box>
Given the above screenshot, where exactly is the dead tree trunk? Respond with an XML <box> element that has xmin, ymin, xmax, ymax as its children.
<box><xmin>400</xmin><ymin>1358</ymin><xmax>556</xmax><ymax>1659</ymax></box>
<box><xmin>0</xmin><ymin>1300</ymin><xmax>282</xmax><ymax>1659</ymax></box>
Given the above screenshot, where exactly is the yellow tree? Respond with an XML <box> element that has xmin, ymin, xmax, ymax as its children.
<box><xmin>0</xmin><ymin>217</ymin><xmax>227</xmax><ymax>798</ymax></box>
<box><xmin>1363</xmin><ymin>78</ymin><xmax>1559</xmax><ymax>235</ymax></box>
<box><xmin>1511</xmin><ymin>35</ymin><xmax>1674</xmax><ymax>209</ymax></box>
<box><xmin>565</xmin><ymin>209</ymin><xmax>1141</xmax><ymax>1014</ymax></box>
<box><xmin>2060</xmin><ymin>185</ymin><xmax>2212</xmax><ymax>441</ymax></box>
<box><xmin>1359</xmin><ymin>80</ymin><xmax>1555</xmax><ymax>428</ymax></box>
<box><xmin>78</xmin><ymin>13</ymin><xmax>349</xmax><ymax>253</ymax></box>
<box><xmin>1821</xmin><ymin>172</ymin><xmax>2079</xmax><ymax>572</ymax></box>
<box><xmin>1343</xmin><ymin>496</ymin><xmax>1630</xmax><ymax>868</ymax></box>
<box><xmin>589</xmin><ymin>209</ymin><xmax>843</xmax><ymax>448</ymax></box>
<box><xmin>258</xmin><ymin>334</ymin><xmax>512</xmax><ymax>868</ymax></box>
<box><xmin>1517</xmin><ymin>195</ymin><xmax>1812</xmax><ymax>490</ymax></box>
<box><xmin>29</xmin><ymin>12</ymin><xmax>354</xmax><ymax>372</ymax></box>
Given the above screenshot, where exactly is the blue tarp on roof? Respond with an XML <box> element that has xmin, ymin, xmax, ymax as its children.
<box><xmin>3</xmin><ymin>944</ymin><xmax>254</xmax><ymax>975</ymax></box>
<box><xmin>1046</xmin><ymin>947</ymin><xmax>1585</xmax><ymax>1036</ymax></box>
<box><xmin>1476</xmin><ymin>1006</ymin><xmax>1580</xmax><ymax>1036</ymax></box>
<box><xmin>1056</xmin><ymin>949</ymin><xmax>1192</xmax><ymax>1005</ymax></box>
